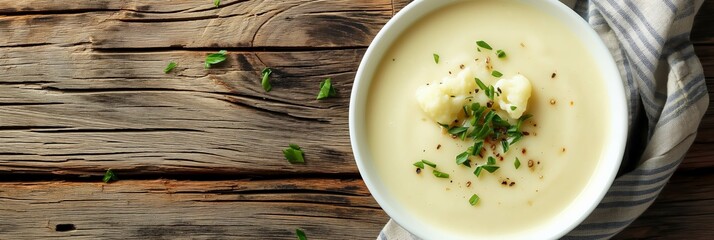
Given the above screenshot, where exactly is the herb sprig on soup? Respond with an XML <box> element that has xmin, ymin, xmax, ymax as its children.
<box><xmin>415</xmin><ymin>40</ymin><xmax>533</xmax><ymax>204</ymax></box>
<box><xmin>365</xmin><ymin>0</ymin><xmax>609</xmax><ymax>236</ymax></box>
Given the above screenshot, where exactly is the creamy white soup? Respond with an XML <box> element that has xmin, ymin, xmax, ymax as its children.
<box><xmin>366</xmin><ymin>0</ymin><xmax>610</xmax><ymax>237</ymax></box>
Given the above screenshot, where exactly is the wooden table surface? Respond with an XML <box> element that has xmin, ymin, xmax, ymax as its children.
<box><xmin>0</xmin><ymin>1</ymin><xmax>711</xmax><ymax>239</ymax></box>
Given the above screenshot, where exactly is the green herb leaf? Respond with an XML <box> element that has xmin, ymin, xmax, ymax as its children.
<box><xmin>482</xmin><ymin>165</ymin><xmax>500</xmax><ymax>173</ymax></box>
<box><xmin>283</xmin><ymin>144</ymin><xmax>305</xmax><ymax>164</ymax></box>
<box><xmin>476</xmin><ymin>41</ymin><xmax>493</xmax><ymax>50</ymax></box>
<box><xmin>455</xmin><ymin>151</ymin><xmax>470</xmax><ymax>165</ymax></box>
<box><xmin>296</xmin><ymin>228</ymin><xmax>308</xmax><ymax>240</ymax></box>
<box><xmin>413</xmin><ymin>161</ymin><xmax>425</xmax><ymax>169</ymax></box>
<box><xmin>448</xmin><ymin>126</ymin><xmax>468</xmax><ymax>136</ymax></box>
<box><xmin>317</xmin><ymin>78</ymin><xmax>338</xmax><ymax>100</ymax></box>
<box><xmin>487</xmin><ymin>156</ymin><xmax>496</xmax><ymax>165</ymax></box>
<box><xmin>469</xmin><ymin>194</ymin><xmax>480</xmax><ymax>206</ymax></box>
<box><xmin>515</xmin><ymin>157</ymin><xmax>521</xmax><ymax>169</ymax></box>
<box><xmin>421</xmin><ymin>159</ymin><xmax>437</xmax><ymax>168</ymax></box>
<box><xmin>204</xmin><ymin>50</ymin><xmax>227</xmax><ymax>68</ymax></box>
<box><xmin>516</xmin><ymin>114</ymin><xmax>533</xmax><ymax>129</ymax></box>
<box><xmin>484</xmin><ymin>111</ymin><xmax>496</xmax><ymax>125</ymax></box>
<box><xmin>510</xmin><ymin>135</ymin><xmax>523</xmax><ymax>145</ymax></box>
<box><xmin>510</xmin><ymin>106</ymin><xmax>517</xmax><ymax>111</ymax></box>
<box><xmin>438</xmin><ymin>122</ymin><xmax>450</xmax><ymax>129</ymax></box>
<box><xmin>492</xmin><ymin>70</ymin><xmax>503</xmax><ymax>78</ymax></box>
<box><xmin>496</xmin><ymin>50</ymin><xmax>507</xmax><ymax>58</ymax></box>
<box><xmin>486</xmin><ymin>85</ymin><xmax>495</xmax><ymax>100</ymax></box>
<box><xmin>432</xmin><ymin>170</ymin><xmax>450</xmax><ymax>178</ymax></box>
<box><xmin>492</xmin><ymin>114</ymin><xmax>510</xmax><ymax>128</ymax></box>
<box><xmin>501</xmin><ymin>140</ymin><xmax>510</xmax><ymax>153</ymax></box>
<box><xmin>433</xmin><ymin>53</ymin><xmax>440</xmax><ymax>64</ymax></box>
<box><xmin>475</xmin><ymin>78</ymin><xmax>487</xmax><ymax>91</ymax></box>
<box><xmin>103</xmin><ymin>169</ymin><xmax>118</xmax><ymax>183</ymax></box>
<box><xmin>463</xmin><ymin>106</ymin><xmax>470</xmax><ymax>117</ymax></box>
<box><xmin>261</xmin><ymin>68</ymin><xmax>273</xmax><ymax>92</ymax></box>
<box><xmin>473</xmin><ymin>166</ymin><xmax>483</xmax><ymax>177</ymax></box>
<box><xmin>473</xmin><ymin>124</ymin><xmax>492</xmax><ymax>140</ymax></box>
<box><xmin>470</xmin><ymin>141</ymin><xmax>483</xmax><ymax>156</ymax></box>
<box><xmin>164</xmin><ymin>61</ymin><xmax>177</xmax><ymax>73</ymax></box>
<box><xmin>214</xmin><ymin>0</ymin><xmax>220</xmax><ymax>7</ymax></box>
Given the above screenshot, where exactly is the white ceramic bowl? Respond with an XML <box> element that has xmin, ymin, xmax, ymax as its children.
<box><xmin>349</xmin><ymin>0</ymin><xmax>628</xmax><ymax>239</ymax></box>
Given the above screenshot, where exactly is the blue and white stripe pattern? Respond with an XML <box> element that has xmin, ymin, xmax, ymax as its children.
<box><xmin>379</xmin><ymin>0</ymin><xmax>708</xmax><ymax>239</ymax></box>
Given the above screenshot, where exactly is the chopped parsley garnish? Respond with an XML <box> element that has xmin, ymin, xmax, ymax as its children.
<box><xmin>261</xmin><ymin>68</ymin><xmax>273</xmax><ymax>92</ymax></box>
<box><xmin>432</xmin><ymin>170</ymin><xmax>450</xmax><ymax>178</ymax></box>
<box><xmin>469</xmin><ymin>194</ymin><xmax>480</xmax><ymax>206</ymax></box>
<box><xmin>417</xmin><ymin>42</ymin><xmax>534</xmax><ymax>202</ymax></box>
<box><xmin>103</xmin><ymin>169</ymin><xmax>118</xmax><ymax>183</ymax></box>
<box><xmin>204</xmin><ymin>50</ymin><xmax>227</xmax><ymax>68</ymax></box>
<box><xmin>487</xmin><ymin>156</ymin><xmax>496</xmax><ymax>165</ymax></box>
<box><xmin>317</xmin><ymin>78</ymin><xmax>337</xmax><ymax>100</ymax></box>
<box><xmin>296</xmin><ymin>228</ymin><xmax>308</xmax><ymax>240</ymax></box>
<box><xmin>455</xmin><ymin>151</ymin><xmax>470</xmax><ymax>166</ymax></box>
<box><xmin>481</xmin><ymin>165</ymin><xmax>500</xmax><ymax>173</ymax></box>
<box><xmin>475</xmin><ymin>78</ymin><xmax>488</xmax><ymax>91</ymax></box>
<box><xmin>214</xmin><ymin>0</ymin><xmax>220</xmax><ymax>7</ymax></box>
<box><xmin>448</xmin><ymin>126</ymin><xmax>468</xmax><ymax>135</ymax></box>
<box><xmin>470</xmin><ymin>141</ymin><xmax>483</xmax><ymax>156</ymax></box>
<box><xmin>448</xmin><ymin>126</ymin><xmax>469</xmax><ymax>139</ymax></box>
<box><xmin>475</xmin><ymin>78</ymin><xmax>498</xmax><ymax>99</ymax></box>
<box><xmin>421</xmin><ymin>159</ymin><xmax>437</xmax><ymax>168</ymax></box>
<box><xmin>486</xmin><ymin>85</ymin><xmax>496</xmax><ymax>100</ymax></box>
<box><xmin>164</xmin><ymin>61</ymin><xmax>177</xmax><ymax>73</ymax></box>
<box><xmin>474</xmin><ymin>157</ymin><xmax>500</xmax><ymax>177</ymax></box>
<box><xmin>473</xmin><ymin>166</ymin><xmax>483</xmax><ymax>177</ymax></box>
<box><xmin>476</xmin><ymin>41</ymin><xmax>493</xmax><ymax>50</ymax></box>
<box><xmin>283</xmin><ymin>144</ymin><xmax>305</xmax><ymax>164</ymax></box>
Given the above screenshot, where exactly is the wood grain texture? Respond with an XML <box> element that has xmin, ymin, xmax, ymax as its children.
<box><xmin>612</xmin><ymin>169</ymin><xmax>714</xmax><ymax>239</ymax></box>
<box><xmin>0</xmin><ymin>178</ymin><xmax>388</xmax><ymax>239</ymax></box>
<box><xmin>0</xmin><ymin>47</ymin><xmax>362</xmax><ymax>176</ymax></box>
<box><xmin>0</xmin><ymin>0</ymin><xmax>392</xmax><ymax>48</ymax></box>
<box><xmin>692</xmin><ymin>0</ymin><xmax>714</xmax><ymax>44</ymax></box>
<box><xmin>0</xmin><ymin>0</ymin><xmax>711</xmax><ymax>239</ymax></box>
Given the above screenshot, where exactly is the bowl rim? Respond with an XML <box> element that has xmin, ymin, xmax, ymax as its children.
<box><xmin>349</xmin><ymin>0</ymin><xmax>628</xmax><ymax>239</ymax></box>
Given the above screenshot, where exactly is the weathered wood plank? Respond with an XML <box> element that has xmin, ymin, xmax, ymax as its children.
<box><xmin>613</xmin><ymin>169</ymin><xmax>714</xmax><ymax>239</ymax></box>
<box><xmin>0</xmin><ymin>171</ymin><xmax>709</xmax><ymax>239</ymax></box>
<box><xmin>0</xmin><ymin>47</ymin><xmax>361</xmax><ymax>176</ymax></box>
<box><xmin>0</xmin><ymin>178</ymin><xmax>389</xmax><ymax>239</ymax></box>
<box><xmin>392</xmin><ymin>0</ymin><xmax>412</xmax><ymax>15</ymax></box>
<box><xmin>692</xmin><ymin>0</ymin><xmax>714</xmax><ymax>44</ymax></box>
<box><xmin>697</xmin><ymin>45</ymin><xmax>714</xmax><ymax>77</ymax></box>
<box><xmin>0</xmin><ymin>0</ymin><xmax>392</xmax><ymax>49</ymax></box>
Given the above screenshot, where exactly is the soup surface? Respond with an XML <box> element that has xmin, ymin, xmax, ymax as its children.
<box><xmin>366</xmin><ymin>0</ymin><xmax>610</xmax><ymax>236</ymax></box>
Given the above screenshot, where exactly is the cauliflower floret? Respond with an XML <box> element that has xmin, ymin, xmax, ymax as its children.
<box><xmin>415</xmin><ymin>68</ymin><xmax>476</xmax><ymax>124</ymax></box>
<box><xmin>494</xmin><ymin>74</ymin><xmax>532</xmax><ymax>119</ymax></box>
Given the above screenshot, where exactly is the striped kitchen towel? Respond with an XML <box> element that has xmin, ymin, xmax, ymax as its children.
<box><xmin>379</xmin><ymin>0</ymin><xmax>709</xmax><ymax>239</ymax></box>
